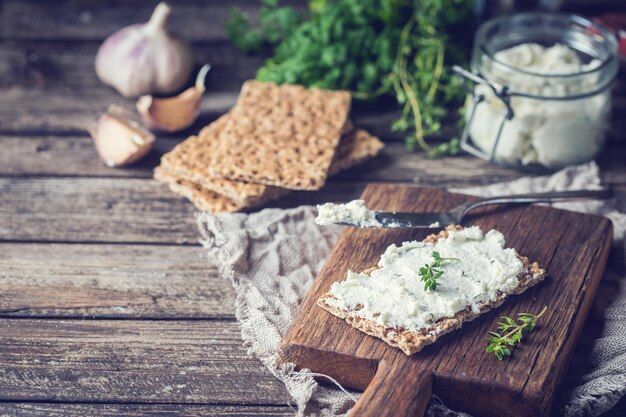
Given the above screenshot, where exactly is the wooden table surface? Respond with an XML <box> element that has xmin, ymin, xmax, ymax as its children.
<box><xmin>0</xmin><ymin>1</ymin><xmax>624</xmax><ymax>416</ymax></box>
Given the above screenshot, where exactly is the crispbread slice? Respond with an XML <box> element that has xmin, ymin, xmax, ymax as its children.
<box><xmin>317</xmin><ymin>226</ymin><xmax>546</xmax><ymax>356</ymax></box>
<box><xmin>156</xmin><ymin>128</ymin><xmax>385</xmax><ymax>213</ymax></box>
<box><xmin>156</xmin><ymin>164</ymin><xmax>289</xmax><ymax>213</ymax></box>
<box><xmin>160</xmin><ymin>117</ymin><xmax>366</xmax><ymax>206</ymax></box>
<box><xmin>159</xmin><ymin>123</ymin><xmax>384</xmax><ymax>208</ymax></box>
<box><xmin>160</xmin><ymin>115</ymin><xmax>270</xmax><ymax>207</ymax></box>
<box><xmin>154</xmin><ymin>166</ymin><xmax>245</xmax><ymax>213</ymax></box>
<box><xmin>328</xmin><ymin>129</ymin><xmax>384</xmax><ymax>175</ymax></box>
<box><xmin>206</xmin><ymin>81</ymin><xmax>351</xmax><ymax>190</ymax></box>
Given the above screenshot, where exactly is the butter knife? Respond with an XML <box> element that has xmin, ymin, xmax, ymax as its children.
<box><xmin>336</xmin><ymin>189</ymin><xmax>613</xmax><ymax>228</ymax></box>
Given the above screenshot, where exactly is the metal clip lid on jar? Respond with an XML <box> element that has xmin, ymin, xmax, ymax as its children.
<box><xmin>455</xmin><ymin>13</ymin><xmax>619</xmax><ymax>170</ymax></box>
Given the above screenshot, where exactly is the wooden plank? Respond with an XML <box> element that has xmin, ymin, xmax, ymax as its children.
<box><xmin>281</xmin><ymin>185</ymin><xmax>613</xmax><ymax>417</ymax></box>
<box><xmin>0</xmin><ymin>40</ymin><xmax>263</xmax><ymax>92</ymax></box>
<box><xmin>0</xmin><ymin>392</ymin><xmax>621</xmax><ymax>417</ymax></box>
<box><xmin>0</xmin><ymin>135</ymin><xmax>522</xmax><ymax>182</ymax></box>
<box><xmin>0</xmin><ymin>135</ymin><xmax>180</xmax><ymax>178</ymax></box>
<box><xmin>0</xmin><ymin>0</ymin><xmax>305</xmax><ymax>42</ymax></box>
<box><xmin>1</xmin><ymin>176</ymin><xmax>624</xmax><ymax>245</ymax></box>
<box><xmin>0</xmin><ymin>243</ymin><xmax>235</xmax><ymax>319</ymax></box>
<box><xmin>0</xmin><ymin>177</ymin><xmax>199</xmax><ymax>244</ymax></box>
<box><xmin>0</xmin><ymin>177</ymin><xmax>366</xmax><ymax>243</ymax></box>
<box><xmin>0</xmin><ymin>88</ymin><xmax>237</xmax><ymax>134</ymax></box>
<box><xmin>0</xmin><ymin>403</ymin><xmax>293</xmax><ymax>417</ymax></box>
<box><xmin>0</xmin><ymin>87</ymin><xmax>409</xmax><ymax>137</ymax></box>
<box><xmin>0</xmin><ymin>318</ymin><xmax>290</xmax><ymax>404</ymax></box>
<box><xmin>2</xmin><ymin>134</ymin><xmax>626</xmax><ymax>187</ymax></box>
<box><xmin>1</xmin><ymin>82</ymin><xmax>625</xmax><ymax>139</ymax></box>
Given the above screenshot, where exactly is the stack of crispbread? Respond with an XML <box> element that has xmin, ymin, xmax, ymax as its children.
<box><xmin>154</xmin><ymin>81</ymin><xmax>384</xmax><ymax>212</ymax></box>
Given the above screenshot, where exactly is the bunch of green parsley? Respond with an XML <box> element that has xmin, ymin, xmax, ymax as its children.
<box><xmin>227</xmin><ymin>0</ymin><xmax>473</xmax><ymax>156</ymax></box>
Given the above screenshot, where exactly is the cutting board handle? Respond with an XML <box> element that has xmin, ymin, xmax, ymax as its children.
<box><xmin>349</xmin><ymin>360</ymin><xmax>432</xmax><ymax>417</ymax></box>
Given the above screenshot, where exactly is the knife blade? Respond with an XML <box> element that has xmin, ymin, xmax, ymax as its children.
<box><xmin>336</xmin><ymin>212</ymin><xmax>457</xmax><ymax>228</ymax></box>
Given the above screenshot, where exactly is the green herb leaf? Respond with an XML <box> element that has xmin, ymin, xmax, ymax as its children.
<box><xmin>486</xmin><ymin>307</ymin><xmax>548</xmax><ymax>361</ymax></box>
<box><xmin>418</xmin><ymin>251</ymin><xmax>460</xmax><ymax>292</ymax></box>
<box><xmin>227</xmin><ymin>0</ymin><xmax>473</xmax><ymax>154</ymax></box>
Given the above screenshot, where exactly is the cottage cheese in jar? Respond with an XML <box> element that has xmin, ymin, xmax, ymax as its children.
<box><xmin>463</xmin><ymin>13</ymin><xmax>618</xmax><ymax>169</ymax></box>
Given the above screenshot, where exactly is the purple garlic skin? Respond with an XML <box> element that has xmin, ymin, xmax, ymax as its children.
<box><xmin>95</xmin><ymin>2</ymin><xmax>193</xmax><ymax>97</ymax></box>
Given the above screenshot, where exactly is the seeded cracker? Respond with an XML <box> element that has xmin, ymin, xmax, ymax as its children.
<box><xmin>328</xmin><ymin>129</ymin><xmax>384</xmax><ymax>174</ymax></box>
<box><xmin>207</xmin><ymin>81</ymin><xmax>351</xmax><ymax>190</ymax></box>
<box><xmin>154</xmin><ymin>166</ymin><xmax>244</xmax><ymax>213</ymax></box>
<box><xmin>161</xmin><ymin>115</ymin><xmax>354</xmax><ymax>206</ymax></box>
<box><xmin>160</xmin><ymin>115</ymin><xmax>272</xmax><ymax>207</ymax></box>
<box><xmin>160</xmin><ymin>121</ymin><xmax>383</xmax><ymax>209</ymax></box>
<box><xmin>318</xmin><ymin>226</ymin><xmax>546</xmax><ymax>355</ymax></box>
<box><xmin>155</xmin><ymin>128</ymin><xmax>384</xmax><ymax>213</ymax></box>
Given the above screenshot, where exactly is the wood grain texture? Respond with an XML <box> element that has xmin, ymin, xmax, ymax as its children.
<box><xmin>0</xmin><ymin>135</ymin><xmax>179</xmax><ymax>178</ymax></box>
<box><xmin>1</xmin><ymin>0</ymin><xmax>625</xmax><ymax>414</ymax></box>
<box><xmin>0</xmin><ymin>40</ymin><xmax>262</xmax><ymax>92</ymax></box>
<box><xmin>0</xmin><ymin>177</ymin><xmax>366</xmax><ymax>243</ymax></box>
<box><xmin>0</xmin><ymin>403</ymin><xmax>293</xmax><ymax>417</ymax></box>
<box><xmin>1</xmin><ymin>176</ymin><xmax>624</xmax><ymax>247</ymax></box>
<box><xmin>0</xmin><ymin>88</ymin><xmax>407</xmax><ymax>138</ymax></box>
<box><xmin>1</xmin><ymin>86</ymin><xmax>623</xmax><ymax>139</ymax></box>
<box><xmin>0</xmin><ymin>135</ymin><xmax>524</xmax><ymax>183</ymax></box>
<box><xmin>0</xmin><ymin>243</ymin><xmax>234</xmax><ymax>319</ymax></box>
<box><xmin>0</xmin><ymin>88</ymin><xmax>237</xmax><ymax>134</ymax></box>
<box><xmin>351</xmin><ymin>358</ymin><xmax>432</xmax><ymax>417</ymax></box>
<box><xmin>0</xmin><ymin>0</ymin><xmax>304</xmax><ymax>43</ymax></box>
<box><xmin>280</xmin><ymin>185</ymin><xmax>613</xmax><ymax>417</ymax></box>
<box><xmin>0</xmin><ymin>318</ymin><xmax>290</xmax><ymax>404</ymax></box>
<box><xmin>1</xmin><ymin>134</ymin><xmax>625</xmax><ymax>191</ymax></box>
<box><xmin>0</xmin><ymin>177</ymin><xmax>199</xmax><ymax>244</ymax></box>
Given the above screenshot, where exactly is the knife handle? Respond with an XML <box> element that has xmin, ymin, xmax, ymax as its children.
<box><xmin>454</xmin><ymin>189</ymin><xmax>613</xmax><ymax>221</ymax></box>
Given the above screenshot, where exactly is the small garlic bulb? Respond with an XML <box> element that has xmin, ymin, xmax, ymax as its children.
<box><xmin>95</xmin><ymin>2</ymin><xmax>193</xmax><ymax>97</ymax></box>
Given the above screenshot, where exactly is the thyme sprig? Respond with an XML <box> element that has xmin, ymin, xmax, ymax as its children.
<box><xmin>418</xmin><ymin>251</ymin><xmax>459</xmax><ymax>291</ymax></box>
<box><xmin>486</xmin><ymin>306</ymin><xmax>548</xmax><ymax>360</ymax></box>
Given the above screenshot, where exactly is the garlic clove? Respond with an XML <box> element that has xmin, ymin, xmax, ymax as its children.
<box><xmin>136</xmin><ymin>64</ymin><xmax>211</xmax><ymax>132</ymax></box>
<box><xmin>95</xmin><ymin>2</ymin><xmax>193</xmax><ymax>97</ymax></box>
<box><xmin>90</xmin><ymin>105</ymin><xmax>155</xmax><ymax>167</ymax></box>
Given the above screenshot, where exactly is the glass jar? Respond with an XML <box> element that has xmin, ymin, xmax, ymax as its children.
<box><xmin>455</xmin><ymin>13</ymin><xmax>618</xmax><ymax>170</ymax></box>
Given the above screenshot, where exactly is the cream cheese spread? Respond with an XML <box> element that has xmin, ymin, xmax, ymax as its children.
<box><xmin>469</xmin><ymin>43</ymin><xmax>609</xmax><ymax>168</ymax></box>
<box><xmin>315</xmin><ymin>200</ymin><xmax>382</xmax><ymax>227</ymax></box>
<box><xmin>325</xmin><ymin>226</ymin><xmax>524</xmax><ymax>331</ymax></box>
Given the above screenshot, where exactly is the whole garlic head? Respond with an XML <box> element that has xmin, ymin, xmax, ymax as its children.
<box><xmin>95</xmin><ymin>2</ymin><xmax>193</xmax><ymax>97</ymax></box>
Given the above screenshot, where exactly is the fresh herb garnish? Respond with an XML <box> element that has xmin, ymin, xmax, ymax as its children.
<box><xmin>486</xmin><ymin>306</ymin><xmax>548</xmax><ymax>361</ymax></box>
<box><xmin>227</xmin><ymin>0</ymin><xmax>473</xmax><ymax>155</ymax></box>
<box><xmin>418</xmin><ymin>251</ymin><xmax>460</xmax><ymax>291</ymax></box>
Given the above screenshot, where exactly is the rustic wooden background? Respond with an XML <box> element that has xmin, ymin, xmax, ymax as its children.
<box><xmin>0</xmin><ymin>1</ymin><xmax>624</xmax><ymax>416</ymax></box>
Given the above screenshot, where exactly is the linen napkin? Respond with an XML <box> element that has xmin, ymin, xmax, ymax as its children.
<box><xmin>197</xmin><ymin>162</ymin><xmax>626</xmax><ymax>417</ymax></box>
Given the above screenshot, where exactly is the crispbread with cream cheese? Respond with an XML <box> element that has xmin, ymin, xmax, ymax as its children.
<box><xmin>317</xmin><ymin>225</ymin><xmax>546</xmax><ymax>355</ymax></box>
<box><xmin>206</xmin><ymin>80</ymin><xmax>351</xmax><ymax>190</ymax></box>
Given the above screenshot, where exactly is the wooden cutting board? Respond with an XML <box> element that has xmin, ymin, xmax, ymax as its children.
<box><xmin>279</xmin><ymin>184</ymin><xmax>612</xmax><ymax>417</ymax></box>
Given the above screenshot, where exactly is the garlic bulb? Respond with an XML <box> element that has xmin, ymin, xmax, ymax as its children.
<box><xmin>95</xmin><ymin>2</ymin><xmax>193</xmax><ymax>97</ymax></box>
<box><xmin>90</xmin><ymin>105</ymin><xmax>155</xmax><ymax>167</ymax></box>
<box><xmin>137</xmin><ymin>64</ymin><xmax>210</xmax><ymax>132</ymax></box>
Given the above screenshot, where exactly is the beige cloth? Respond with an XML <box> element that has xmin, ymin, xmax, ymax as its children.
<box><xmin>198</xmin><ymin>162</ymin><xmax>626</xmax><ymax>417</ymax></box>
